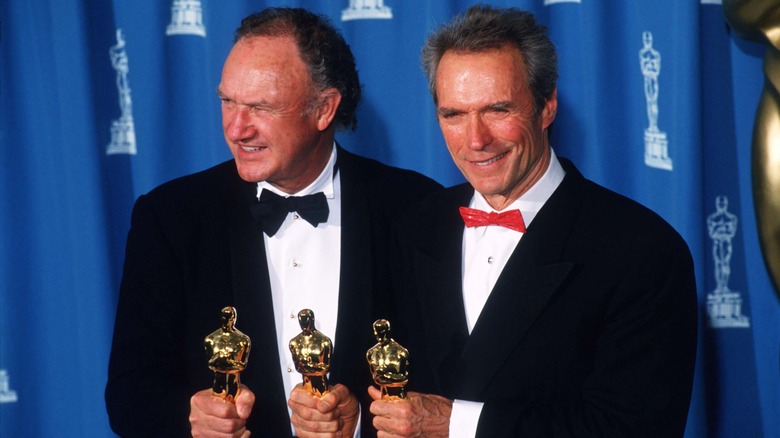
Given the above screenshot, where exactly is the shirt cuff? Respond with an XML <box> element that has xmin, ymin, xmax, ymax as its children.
<box><xmin>353</xmin><ymin>403</ymin><xmax>361</xmax><ymax>438</ymax></box>
<box><xmin>449</xmin><ymin>399</ymin><xmax>484</xmax><ymax>438</ymax></box>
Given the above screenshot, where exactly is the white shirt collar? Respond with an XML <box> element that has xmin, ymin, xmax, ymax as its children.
<box><xmin>471</xmin><ymin>148</ymin><xmax>565</xmax><ymax>227</ymax></box>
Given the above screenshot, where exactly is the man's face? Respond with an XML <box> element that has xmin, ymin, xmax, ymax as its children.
<box><xmin>218</xmin><ymin>36</ymin><xmax>338</xmax><ymax>193</ymax></box>
<box><xmin>435</xmin><ymin>45</ymin><xmax>557</xmax><ymax>210</ymax></box>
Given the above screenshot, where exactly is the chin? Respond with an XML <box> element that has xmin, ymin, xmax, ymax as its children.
<box><xmin>469</xmin><ymin>180</ymin><xmax>503</xmax><ymax>195</ymax></box>
<box><xmin>236</xmin><ymin>167</ymin><xmax>266</xmax><ymax>183</ymax></box>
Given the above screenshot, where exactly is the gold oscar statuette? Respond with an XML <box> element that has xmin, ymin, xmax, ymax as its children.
<box><xmin>723</xmin><ymin>0</ymin><xmax>780</xmax><ymax>296</ymax></box>
<box><xmin>366</xmin><ymin>319</ymin><xmax>409</xmax><ymax>400</ymax></box>
<box><xmin>204</xmin><ymin>306</ymin><xmax>251</xmax><ymax>402</ymax></box>
<box><xmin>289</xmin><ymin>309</ymin><xmax>332</xmax><ymax>397</ymax></box>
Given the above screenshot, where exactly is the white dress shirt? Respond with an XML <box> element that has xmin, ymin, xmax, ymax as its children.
<box><xmin>257</xmin><ymin>145</ymin><xmax>342</xmax><ymax>431</ymax></box>
<box><xmin>450</xmin><ymin>149</ymin><xmax>566</xmax><ymax>438</ymax></box>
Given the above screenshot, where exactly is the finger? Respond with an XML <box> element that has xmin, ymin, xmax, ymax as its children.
<box><xmin>289</xmin><ymin>386</ymin><xmax>321</xmax><ymax>409</ymax></box>
<box><xmin>368</xmin><ymin>385</ymin><xmax>382</xmax><ymax>401</ymax></box>
<box><xmin>191</xmin><ymin>414</ymin><xmax>247</xmax><ymax>436</ymax></box>
<box><xmin>235</xmin><ymin>384</ymin><xmax>255</xmax><ymax>419</ymax></box>
<box><xmin>289</xmin><ymin>398</ymin><xmax>338</xmax><ymax>422</ymax></box>
<box><xmin>289</xmin><ymin>391</ymin><xmax>339</xmax><ymax>424</ymax></box>
<box><xmin>332</xmin><ymin>385</ymin><xmax>360</xmax><ymax>419</ymax></box>
<box><xmin>191</xmin><ymin>389</ymin><xmax>240</xmax><ymax>418</ymax></box>
<box><xmin>290</xmin><ymin>404</ymin><xmax>341</xmax><ymax>436</ymax></box>
<box><xmin>377</xmin><ymin>429</ymin><xmax>402</xmax><ymax>438</ymax></box>
<box><xmin>369</xmin><ymin>399</ymin><xmax>392</xmax><ymax>418</ymax></box>
<box><xmin>198</xmin><ymin>412</ymin><xmax>247</xmax><ymax>435</ymax></box>
<box><xmin>318</xmin><ymin>383</ymin><xmax>349</xmax><ymax>413</ymax></box>
<box><xmin>291</xmin><ymin>414</ymin><xmax>341</xmax><ymax>435</ymax></box>
<box><xmin>373</xmin><ymin>415</ymin><xmax>402</xmax><ymax>437</ymax></box>
<box><xmin>190</xmin><ymin>388</ymin><xmax>253</xmax><ymax>437</ymax></box>
<box><xmin>370</xmin><ymin>395</ymin><xmax>413</xmax><ymax>420</ymax></box>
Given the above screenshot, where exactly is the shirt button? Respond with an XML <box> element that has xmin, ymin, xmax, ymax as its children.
<box><xmin>487</xmin><ymin>256</ymin><xmax>494</xmax><ymax>264</ymax></box>
<box><xmin>290</xmin><ymin>312</ymin><xmax>295</xmax><ymax>319</ymax></box>
<box><xmin>293</xmin><ymin>213</ymin><xmax>300</xmax><ymax>220</ymax></box>
<box><xmin>287</xmin><ymin>367</ymin><xmax>292</xmax><ymax>373</ymax></box>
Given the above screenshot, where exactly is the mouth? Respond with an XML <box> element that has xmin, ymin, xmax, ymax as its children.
<box><xmin>473</xmin><ymin>152</ymin><xmax>508</xmax><ymax>166</ymax></box>
<box><xmin>240</xmin><ymin>145</ymin><xmax>264</xmax><ymax>153</ymax></box>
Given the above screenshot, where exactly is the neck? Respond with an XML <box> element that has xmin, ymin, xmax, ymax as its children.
<box><xmin>272</xmin><ymin>135</ymin><xmax>335</xmax><ymax>194</ymax></box>
<box><xmin>482</xmin><ymin>147</ymin><xmax>551</xmax><ymax>211</ymax></box>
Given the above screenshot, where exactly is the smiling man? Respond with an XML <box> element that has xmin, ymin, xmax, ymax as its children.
<box><xmin>369</xmin><ymin>5</ymin><xmax>698</xmax><ymax>438</ymax></box>
<box><xmin>105</xmin><ymin>7</ymin><xmax>440</xmax><ymax>438</ymax></box>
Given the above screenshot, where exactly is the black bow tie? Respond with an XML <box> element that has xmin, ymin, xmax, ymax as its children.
<box><xmin>250</xmin><ymin>190</ymin><xmax>329</xmax><ymax>237</ymax></box>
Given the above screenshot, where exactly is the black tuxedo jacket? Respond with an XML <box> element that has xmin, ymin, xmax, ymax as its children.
<box><xmin>105</xmin><ymin>147</ymin><xmax>441</xmax><ymax>437</ymax></box>
<box><xmin>392</xmin><ymin>159</ymin><xmax>697</xmax><ymax>437</ymax></box>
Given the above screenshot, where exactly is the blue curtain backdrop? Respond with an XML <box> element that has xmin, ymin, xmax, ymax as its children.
<box><xmin>1</xmin><ymin>0</ymin><xmax>778</xmax><ymax>436</ymax></box>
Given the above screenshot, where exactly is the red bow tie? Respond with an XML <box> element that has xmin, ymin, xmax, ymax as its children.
<box><xmin>459</xmin><ymin>207</ymin><xmax>527</xmax><ymax>233</ymax></box>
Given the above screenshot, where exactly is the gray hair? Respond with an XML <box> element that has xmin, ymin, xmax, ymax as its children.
<box><xmin>421</xmin><ymin>4</ymin><xmax>558</xmax><ymax>114</ymax></box>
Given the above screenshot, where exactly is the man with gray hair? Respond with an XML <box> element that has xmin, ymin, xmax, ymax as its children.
<box><xmin>369</xmin><ymin>5</ymin><xmax>697</xmax><ymax>437</ymax></box>
<box><xmin>106</xmin><ymin>7</ymin><xmax>440</xmax><ymax>437</ymax></box>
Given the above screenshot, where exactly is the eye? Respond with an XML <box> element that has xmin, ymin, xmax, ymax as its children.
<box><xmin>438</xmin><ymin>109</ymin><xmax>463</xmax><ymax>121</ymax></box>
<box><xmin>488</xmin><ymin>104</ymin><xmax>510</xmax><ymax>114</ymax></box>
<box><xmin>219</xmin><ymin>97</ymin><xmax>235</xmax><ymax>109</ymax></box>
<box><xmin>485</xmin><ymin>105</ymin><xmax>512</xmax><ymax>120</ymax></box>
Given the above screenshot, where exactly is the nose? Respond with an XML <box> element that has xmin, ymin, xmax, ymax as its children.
<box><xmin>466</xmin><ymin>114</ymin><xmax>491</xmax><ymax>151</ymax></box>
<box><xmin>224</xmin><ymin>106</ymin><xmax>254</xmax><ymax>142</ymax></box>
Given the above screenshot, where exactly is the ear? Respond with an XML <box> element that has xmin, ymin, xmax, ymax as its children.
<box><xmin>315</xmin><ymin>88</ymin><xmax>342</xmax><ymax>131</ymax></box>
<box><xmin>541</xmin><ymin>87</ymin><xmax>558</xmax><ymax>130</ymax></box>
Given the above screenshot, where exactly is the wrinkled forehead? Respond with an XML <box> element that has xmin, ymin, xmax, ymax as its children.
<box><xmin>222</xmin><ymin>36</ymin><xmax>310</xmax><ymax>85</ymax></box>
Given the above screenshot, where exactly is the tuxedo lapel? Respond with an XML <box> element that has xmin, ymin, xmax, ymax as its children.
<box><xmin>224</xmin><ymin>167</ymin><xmax>291</xmax><ymax>435</ymax></box>
<box><xmin>329</xmin><ymin>149</ymin><xmax>374</xmax><ymax>382</ymax></box>
<box><xmin>443</xmin><ymin>163</ymin><xmax>587</xmax><ymax>399</ymax></box>
<box><xmin>411</xmin><ymin>185</ymin><xmax>473</xmax><ymax>394</ymax></box>
<box><xmin>457</xmin><ymin>261</ymin><xmax>573</xmax><ymax>398</ymax></box>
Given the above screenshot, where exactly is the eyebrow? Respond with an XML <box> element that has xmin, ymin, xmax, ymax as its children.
<box><xmin>215</xmin><ymin>88</ymin><xmax>274</xmax><ymax>109</ymax></box>
<box><xmin>437</xmin><ymin>101</ymin><xmax>515</xmax><ymax>116</ymax></box>
<box><xmin>436</xmin><ymin>106</ymin><xmax>462</xmax><ymax>117</ymax></box>
<box><xmin>488</xmin><ymin>101</ymin><xmax>514</xmax><ymax>111</ymax></box>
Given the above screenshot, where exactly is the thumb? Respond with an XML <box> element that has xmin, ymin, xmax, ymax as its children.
<box><xmin>318</xmin><ymin>385</ymin><xmax>346</xmax><ymax>412</ymax></box>
<box><xmin>318</xmin><ymin>394</ymin><xmax>335</xmax><ymax>412</ymax></box>
<box><xmin>235</xmin><ymin>385</ymin><xmax>256</xmax><ymax>419</ymax></box>
<box><xmin>368</xmin><ymin>385</ymin><xmax>383</xmax><ymax>401</ymax></box>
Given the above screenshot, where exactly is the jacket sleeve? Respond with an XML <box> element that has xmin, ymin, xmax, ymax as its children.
<box><xmin>105</xmin><ymin>194</ymin><xmax>193</xmax><ymax>437</ymax></box>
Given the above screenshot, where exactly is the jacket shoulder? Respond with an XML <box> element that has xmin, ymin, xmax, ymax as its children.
<box><xmin>144</xmin><ymin>160</ymin><xmax>242</xmax><ymax>201</ymax></box>
<box><xmin>131</xmin><ymin>160</ymin><xmax>252</xmax><ymax>230</ymax></box>
<box><xmin>339</xmin><ymin>149</ymin><xmax>443</xmax><ymax>203</ymax></box>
